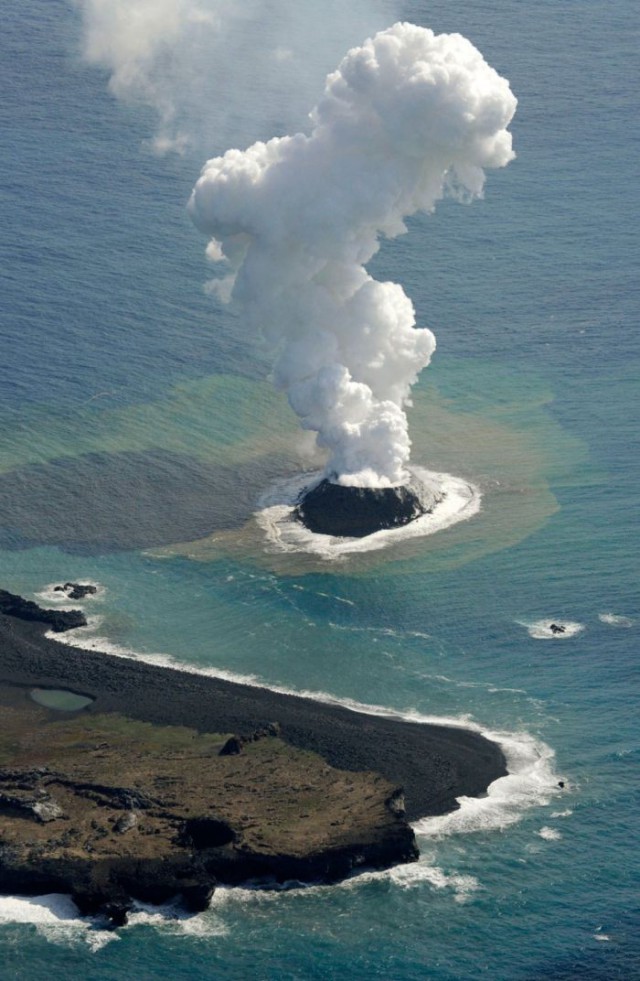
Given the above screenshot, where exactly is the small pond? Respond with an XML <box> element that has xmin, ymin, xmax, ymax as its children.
<box><xmin>30</xmin><ymin>688</ymin><xmax>94</xmax><ymax>711</ymax></box>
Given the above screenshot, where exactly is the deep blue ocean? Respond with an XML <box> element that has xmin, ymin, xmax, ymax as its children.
<box><xmin>1</xmin><ymin>1</ymin><xmax>638</xmax><ymax>978</ymax></box>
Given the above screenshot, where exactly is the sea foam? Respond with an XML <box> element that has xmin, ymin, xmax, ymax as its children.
<box><xmin>0</xmin><ymin>894</ymin><xmax>115</xmax><ymax>951</ymax></box>
<box><xmin>413</xmin><ymin>728</ymin><xmax>561</xmax><ymax>838</ymax></box>
<box><xmin>537</xmin><ymin>826</ymin><xmax>562</xmax><ymax>841</ymax></box>
<box><xmin>211</xmin><ymin>861</ymin><xmax>481</xmax><ymax>906</ymax></box>
<box><xmin>598</xmin><ymin>612</ymin><xmax>634</xmax><ymax>627</ymax></box>
<box><xmin>519</xmin><ymin>619</ymin><xmax>585</xmax><ymax>640</ymax></box>
<box><xmin>0</xmin><ymin>893</ymin><xmax>226</xmax><ymax>947</ymax></box>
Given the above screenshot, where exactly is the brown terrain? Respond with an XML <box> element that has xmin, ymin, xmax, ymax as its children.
<box><xmin>0</xmin><ymin>590</ymin><xmax>507</xmax><ymax>924</ymax></box>
<box><xmin>0</xmin><ymin>682</ymin><xmax>414</xmax><ymax>925</ymax></box>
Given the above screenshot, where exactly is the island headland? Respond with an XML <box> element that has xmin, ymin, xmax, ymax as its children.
<box><xmin>0</xmin><ymin>591</ymin><xmax>506</xmax><ymax>924</ymax></box>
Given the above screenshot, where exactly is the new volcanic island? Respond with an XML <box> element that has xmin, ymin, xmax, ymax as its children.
<box><xmin>294</xmin><ymin>475</ymin><xmax>441</xmax><ymax>538</ymax></box>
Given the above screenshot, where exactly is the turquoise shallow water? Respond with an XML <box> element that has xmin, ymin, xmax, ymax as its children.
<box><xmin>0</xmin><ymin>0</ymin><xmax>638</xmax><ymax>978</ymax></box>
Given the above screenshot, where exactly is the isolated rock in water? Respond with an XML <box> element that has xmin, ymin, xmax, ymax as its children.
<box><xmin>100</xmin><ymin>899</ymin><xmax>133</xmax><ymax>928</ymax></box>
<box><xmin>181</xmin><ymin>879</ymin><xmax>216</xmax><ymax>914</ymax></box>
<box><xmin>294</xmin><ymin>478</ymin><xmax>441</xmax><ymax>538</ymax></box>
<box><xmin>549</xmin><ymin>623</ymin><xmax>566</xmax><ymax>635</ymax></box>
<box><xmin>54</xmin><ymin>582</ymin><xmax>98</xmax><ymax>600</ymax></box>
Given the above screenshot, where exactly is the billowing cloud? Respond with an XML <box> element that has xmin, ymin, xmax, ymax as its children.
<box><xmin>189</xmin><ymin>23</ymin><xmax>516</xmax><ymax>485</ymax></box>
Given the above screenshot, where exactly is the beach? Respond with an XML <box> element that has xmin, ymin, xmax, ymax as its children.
<box><xmin>0</xmin><ymin>611</ymin><xmax>506</xmax><ymax>823</ymax></box>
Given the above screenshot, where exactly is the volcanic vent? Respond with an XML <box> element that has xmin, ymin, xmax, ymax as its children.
<box><xmin>294</xmin><ymin>474</ymin><xmax>442</xmax><ymax>538</ymax></box>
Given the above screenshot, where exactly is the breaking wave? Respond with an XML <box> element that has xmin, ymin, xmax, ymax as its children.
<box><xmin>413</xmin><ymin>728</ymin><xmax>562</xmax><ymax>838</ymax></box>
<box><xmin>0</xmin><ymin>893</ymin><xmax>226</xmax><ymax>949</ymax></box>
<box><xmin>598</xmin><ymin>612</ymin><xmax>634</xmax><ymax>627</ymax></box>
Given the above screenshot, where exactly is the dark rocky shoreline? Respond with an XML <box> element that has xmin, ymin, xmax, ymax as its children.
<box><xmin>0</xmin><ymin>611</ymin><xmax>506</xmax><ymax>821</ymax></box>
<box><xmin>0</xmin><ymin>598</ymin><xmax>507</xmax><ymax>921</ymax></box>
<box><xmin>0</xmin><ymin>588</ymin><xmax>87</xmax><ymax>633</ymax></box>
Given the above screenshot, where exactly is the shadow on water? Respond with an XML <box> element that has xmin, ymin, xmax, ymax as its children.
<box><xmin>0</xmin><ymin>449</ymin><xmax>295</xmax><ymax>554</ymax></box>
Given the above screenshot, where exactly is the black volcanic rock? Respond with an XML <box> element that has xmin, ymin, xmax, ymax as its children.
<box><xmin>0</xmin><ymin>589</ymin><xmax>86</xmax><ymax>632</ymax></box>
<box><xmin>294</xmin><ymin>478</ymin><xmax>438</xmax><ymax>538</ymax></box>
<box><xmin>54</xmin><ymin>582</ymin><xmax>98</xmax><ymax>600</ymax></box>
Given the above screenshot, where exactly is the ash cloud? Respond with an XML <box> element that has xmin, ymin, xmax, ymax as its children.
<box><xmin>189</xmin><ymin>24</ymin><xmax>517</xmax><ymax>486</ymax></box>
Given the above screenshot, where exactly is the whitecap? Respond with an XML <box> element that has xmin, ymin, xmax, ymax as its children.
<box><xmin>211</xmin><ymin>859</ymin><xmax>480</xmax><ymax>905</ymax></box>
<box><xmin>519</xmin><ymin>619</ymin><xmax>585</xmax><ymax>640</ymax></box>
<box><xmin>598</xmin><ymin>612</ymin><xmax>634</xmax><ymax>627</ymax></box>
<box><xmin>378</xmin><ymin>862</ymin><xmax>480</xmax><ymax>903</ymax></box>
<box><xmin>334</xmin><ymin>859</ymin><xmax>480</xmax><ymax>903</ymax></box>
<box><xmin>0</xmin><ymin>893</ymin><xmax>82</xmax><ymax>926</ymax></box>
<box><xmin>123</xmin><ymin>900</ymin><xmax>227</xmax><ymax>938</ymax></box>
<box><xmin>537</xmin><ymin>826</ymin><xmax>562</xmax><ymax>841</ymax></box>
<box><xmin>255</xmin><ymin>467</ymin><xmax>481</xmax><ymax>559</ymax></box>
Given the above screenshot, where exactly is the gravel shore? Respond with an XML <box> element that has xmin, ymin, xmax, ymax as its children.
<box><xmin>0</xmin><ymin>612</ymin><xmax>507</xmax><ymax>822</ymax></box>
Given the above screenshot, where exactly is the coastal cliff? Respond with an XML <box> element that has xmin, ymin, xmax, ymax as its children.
<box><xmin>0</xmin><ymin>685</ymin><xmax>416</xmax><ymax>924</ymax></box>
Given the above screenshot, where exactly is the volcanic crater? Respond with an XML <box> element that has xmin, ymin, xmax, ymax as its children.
<box><xmin>294</xmin><ymin>475</ymin><xmax>443</xmax><ymax>538</ymax></box>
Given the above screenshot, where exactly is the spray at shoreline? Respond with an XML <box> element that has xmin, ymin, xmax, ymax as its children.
<box><xmin>190</xmin><ymin>23</ymin><xmax>516</xmax><ymax>488</ymax></box>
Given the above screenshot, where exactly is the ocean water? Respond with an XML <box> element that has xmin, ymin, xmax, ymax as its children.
<box><xmin>1</xmin><ymin>1</ymin><xmax>638</xmax><ymax>978</ymax></box>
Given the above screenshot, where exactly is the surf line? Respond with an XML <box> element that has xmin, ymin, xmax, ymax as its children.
<box><xmin>49</xmin><ymin>617</ymin><xmax>563</xmax><ymax>834</ymax></box>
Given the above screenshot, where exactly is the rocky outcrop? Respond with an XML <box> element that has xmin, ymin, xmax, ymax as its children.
<box><xmin>294</xmin><ymin>478</ymin><xmax>442</xmax><ymax>538</ymax></box>
<box><xmin>549</xmin><ymin>623</ymin><xmax>566</xmax><ymax>635</ymax></box>
<box><xmin>0</xmin><ymin>589</ymin><xmax>86</xmax><ymax>632</ymax></box>
<box><xmin>219</xmin><ymin>722</ymin><xmax>281</xmax><ymax>756</ymax></box>
<box><xmin>53</xmin><ymin>583</ymin><xmax>98</xmax><ymax>601</ymax></box>
<box><xmin>0</xmin><ymin>690</ymin><xmax>418</xmax><ymax>925</ymax></box>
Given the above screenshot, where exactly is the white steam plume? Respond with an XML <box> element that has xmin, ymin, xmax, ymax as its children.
<box><xmin>189</xmin><ymin>23</ymin><xmax>517</xmax><ymax>487</ymax></box>
<box><xmin>74</xmin><ymin>0</ymin><xmax>398</xmax><ymax>153</ymax></box>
